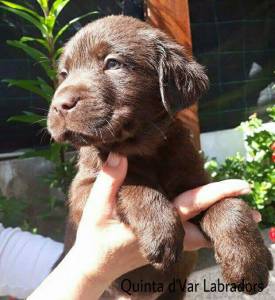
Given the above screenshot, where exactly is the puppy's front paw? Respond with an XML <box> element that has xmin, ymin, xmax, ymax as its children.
<box><xmin>217</xmin><ymin>235</ymin><xmax>273</xmax><ymax>295</ymax></box>
<box><xmin>202</xmin><ymin>198</ymin><xmax>273</xmax><ymax>295</ymax></box>
<box><xmin>117</xmin><ymin>185</ymin><xmax>184</xmax><ymax>272</ymax></box>
<box><xmin>138</xmin><ymin>215</ymin><xmax>184</xmax><ymax>271</ymax></box>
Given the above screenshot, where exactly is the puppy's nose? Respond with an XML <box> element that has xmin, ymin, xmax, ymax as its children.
<box><xmin>53</xmin><ymin>96</ymin><xmax>80</xmax><ymax>114</ymax></box>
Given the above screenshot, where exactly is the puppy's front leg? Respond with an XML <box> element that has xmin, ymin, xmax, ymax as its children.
<box><xmin>117</xmin><ymin>185</ymin><xmax>184</xmax><ymax>271</ymax></box>
<box><xmin>201</xmin><ymin>198</ymin><xmax>273</xmax><ymax>294</ymax></box>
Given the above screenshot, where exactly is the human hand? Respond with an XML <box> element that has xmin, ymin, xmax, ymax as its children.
<box><xmin>28</xmin><ymin>153</ymin><xmax>136</xmax><ymax>300</ymax></box>
<box><xmin>72</xmin><ymin>153</ymin><xmax>260</xmax><ymax>283</ymax></box>
<box><xmin>29</xmin><ymin>153</ymin><xmax>260</xmax><ymax>300</ymax></box>
<box><xmin>174</xmin><ymin>179</ymin><xmax>260</xmax><ymax>251</ymax></box>
<box><xmin>71</xmin><ymin>153</ymin><xmax>143</xmax><ymax>284</ymax></box>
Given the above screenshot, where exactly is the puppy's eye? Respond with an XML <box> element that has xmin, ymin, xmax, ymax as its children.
<box><xmin>59</xmin><ymin>69</ymin><xmax>68</xmax><ymax>78</ymax></box>
<box><xmin>105</xmin><ymin>58</ymin><xmax>122</xmax><ymax>70</ymax></box>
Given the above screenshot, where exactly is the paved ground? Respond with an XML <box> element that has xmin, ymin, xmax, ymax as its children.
<box><xmin>186</xmin><ymin>230</ymin><xmax>275</xmax><ymax>300</ymax></box>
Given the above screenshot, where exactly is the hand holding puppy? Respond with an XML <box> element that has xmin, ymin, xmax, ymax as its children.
<box><xmin>29</xmin><ymin>153</ymin><xmax>260</xmax><ymax>300</ymax></box>
<box><xmin>75</xmin><ymin>153</ymin><xmax>260</xmax><ymax>279</ymax></box>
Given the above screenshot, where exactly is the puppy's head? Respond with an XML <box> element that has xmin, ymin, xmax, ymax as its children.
<box><xmin>48</xmin><ymin>16</ymin><xmax>208</xmax><ymax>154</ymax></box>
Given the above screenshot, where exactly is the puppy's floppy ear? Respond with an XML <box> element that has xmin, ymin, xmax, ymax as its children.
<box><xmin>157</xmin><ymin>41</ymin><xmax>209</xmax><ymax>114</ymax></box>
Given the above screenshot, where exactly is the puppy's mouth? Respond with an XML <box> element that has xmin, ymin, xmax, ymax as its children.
<box><xmin>50</xmin><ymin>122</ymin><xmax>115</xmax><ymax>147</ymax></box>
<box><xmin>48</xmin><ymin>113</ymin><xmax>137</xmax><ymax>147</ymax></box>
<box><xmin>57</xmin><ymin>130</ymin><xmax>100</xmax><ymax>146</ymax></box>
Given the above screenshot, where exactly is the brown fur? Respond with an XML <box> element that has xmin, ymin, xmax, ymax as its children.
<box><xmin>48</xmin><ymin>16</ymin><xmax>273</xmax><ymax>299</ymax></box>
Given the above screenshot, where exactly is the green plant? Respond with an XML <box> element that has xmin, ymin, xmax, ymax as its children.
<box><xmin>205</xmin><ymin>106</ymin><xmax>275</xmax><ymax>227</ymax></box>
<box><xmin>0</xmin><ymin>0</ymin><xmax>97</xmax><ymax>234</ymax></box>
<box><xmin>1</xmin><ymin>0</ymin><xmax>97</xmax><ymax>104</ymax></box>
<box><xmin>1</xmin><ymin>0</ymin><xmax>97</xmax><ymax>162</ymax></box>
<box><xmin>0</xmin><ymin>194</ymin><xmax>28</xmax><ymax>228</ymax></box>
<box><xmin>0</xmin><ymin>192</ymin><xmax>67</xmax><ymax>238</ymax></box>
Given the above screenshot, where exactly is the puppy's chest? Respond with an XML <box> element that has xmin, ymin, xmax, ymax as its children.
<box><xmin>126</xmin><ymin>155</ymin><xmax>206</xmax><ymax>201</ymax></box>
<box><xmin>73</xmin><ymin>128</ymin><xmax>208</xmax><ymax>204</ymax></box>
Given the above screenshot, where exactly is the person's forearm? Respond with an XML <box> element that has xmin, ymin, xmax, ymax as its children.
<box><xmin>27</xmin><ymin>247</ymin><xmax>111</xmax><ymax>300</ymax></box>
<box><xmin>0</xmin><ymin>223</ymin><xmax>63</xmax><ymax>298</ymax></box>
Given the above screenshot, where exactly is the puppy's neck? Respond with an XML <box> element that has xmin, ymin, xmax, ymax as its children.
<box><xmin>96</xmin><ymin>114</ymin><xmax>172</xmax><ymax>157</ymax></box>
<box><xmin>78</xmin><ymin>117</ymin><xmax>192</xmax><ymax>177</ymax></box>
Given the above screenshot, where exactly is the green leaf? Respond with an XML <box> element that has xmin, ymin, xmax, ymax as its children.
<box><xmin>37</xmin><ymin>77</ymin><xmax>54</xmax><ymax>101</ymax></box>
<box><xmin>3</xmin><ymin>79</ymin><xmax>51</xmax><ymax>101</ymax></box>
<box><xmin>44</xmin><ymin>0</ymin><xmax>71</xmax><ymax>33</ymax></box>
<box><xmin>0</xmin><ymin>1</ymin><xmax>41</xmax><ymax>19</ymax></box>
<box><xmin>54</xmin><ymin>47</ymin><xmax>64</xmax><ymax>59</ymax></box>
<box><xmin>7</xmin><ymin>40</ymin><xmax>55</xmax><ymax>79</ymax></box>
<box><xmin>54</xmin><ymin>11</ymin><xmax>98</xmax><ymax>44</ymax></box>
<box><xmin>36</xmin><ymin>0</ymin><xmax>48</xmax><ymax>13</ymax></box>
<box><xmin>20</xmin><ymin>36</ymin><xmax>50</xmax><ymax>51</ymax></box>
<box><xmin>8</xmin><ymin>111</ymin><xmax>46</xmax><ymax>126</ymax></box>
<box><xmin>23</xmin><ymin>143</ymin><xmax>63</xmax><ymax>162</ymax></box>
<box><xmin>267</xmin><ymin>105</ymin><xmax>275</xmax><ymax>121</ymax></box>
<box><xmin>44</xmin><ymin>14</ymin><xmax>56</xmax><ymax>32</ymax></box>
<box><xmin>0</xmin><ymin>5</ymin><xmax>47</xmax><ymax>37</ymax></box>
<box><xmin>50</xmin><ymin>0</ymin><xmax>70</xmax><ymax>18</ymax></box>
<box><xmin>0</xmin><ymin>195</ymin><xmax>28</xmax><ymax>228</ymax></box>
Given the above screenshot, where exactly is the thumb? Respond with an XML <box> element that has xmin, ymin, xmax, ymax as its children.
<box><xmin>81</xmin><ymin>153</ymin><xmax>128</xmax><ymax>224</ymax></box>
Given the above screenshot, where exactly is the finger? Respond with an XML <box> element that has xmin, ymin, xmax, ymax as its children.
<box><xmin>251</xmin><ymin>209</ymin><xmax>262</xmax><ymax>223</ymax></box>
<box><xmin>174</xmin><ymin>179</ymin><xmax>251</xmax><ymax>222</ymax></box>
<box><xmin>82</xmin><ymin>153</ymin><xmax>128</xmax><ymax>223</ymax></box>
<box><xmin>183</xmin><ymin>222</ymin><xmax>211</xmax><ymax>251</ymax></box>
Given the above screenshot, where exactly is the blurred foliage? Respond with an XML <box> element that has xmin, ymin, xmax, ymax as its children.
<box><xmin>0</xmin><ymin>192</ymin><xmax>66</xmax><ymax>238</ymax></box>
<box><xmin>205</xmin><ymin>106</ymin><xmax>275</xmax><ymax>227</ymax></box>
<box><xmin>0</xmin><ymin>0</ymin><xmax>98</xmax><ymax>164</ymax></box>
<box><xmin>0</xmin><ymin>0</ymin><xmax>97</xmax><ymax>236</ymax></box>
<box><xmin>0</xmin><ymin>0</ymin><xmax>97</xmax><ymax>163</ymax></box>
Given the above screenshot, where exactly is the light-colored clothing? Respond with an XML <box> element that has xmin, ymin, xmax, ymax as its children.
<box><xmin>0</xmin><ymin>223</ymin><xmax>63</xmax><ymax>298</ymax></box>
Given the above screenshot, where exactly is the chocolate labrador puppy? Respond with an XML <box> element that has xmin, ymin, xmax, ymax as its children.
<box><xmin>47</xmin><ymin>16</ymin><xmax>273</xmax><ymax>299</ymax></box>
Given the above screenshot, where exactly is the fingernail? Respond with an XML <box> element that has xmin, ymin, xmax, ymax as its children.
<box><xmin>107</xmin><ymin>152</ymin><xmax>121</xmax><ymax>168</ymax></box>
<box><xmin>239</xmin><ymin>187</ymin><xmax>252</xmax><ymax>195</ymax></box>
<box><xmin>232</xmin><ymin>180</ymin><xmax>251</xmax><ymax>195</ymax></box>
<box><xmin>252</xmin><ymin>210</ymin><xmax>262</xmax><ymax>223</ymax></box>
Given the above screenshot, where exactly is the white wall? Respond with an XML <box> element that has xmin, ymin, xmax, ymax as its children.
<box><xmin>200</xmin><ymin>122</ymin><xmax>275</xmax><ymax>163</ymax></box>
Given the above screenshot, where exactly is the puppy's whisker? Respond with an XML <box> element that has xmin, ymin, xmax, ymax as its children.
<box><xmin>106</xmin><ymin>119</ymin><xmax>115</xmax><ymax>138</ymax></box>
<box><xmin>79</xmin><ymin>134</ymin><xmax>86</xmax><ymax>145</ymax></box>
<box><xmin>35</xmin><ymin>107</ymin><xmax>49</xmax><ymax>113</ymax></box>
<box><xmin>106</xmin><ymin>125</ymin><xmax>114</xmax><ymax>138</ymax></box>
<box><xmin>33</xmin><ymin>118</ymin><xmax>47</xmax><ymax>125</ymax></box>
<box><xmin>99</xmin><ymin>128</ymin><xmax>103</xmax><ymax>142</ymax></box>
<box><xmin>39</xmin><ymin>128</ymin><xmax>49</xmax><ymax>144</ymax></box>
<box><xmin>38</xmin><ymin>126</ymin><xmax>48</xmax><ymax>135</ymax></box>
<box><xmin>94</xmin><ymin>128</ymin><xmax>99</xmax><ymax>138</ymax></box>
<box><xmin>150</xmin><ymin>122</ymin><xmax>167</xmax><ymax>141</ymax></box>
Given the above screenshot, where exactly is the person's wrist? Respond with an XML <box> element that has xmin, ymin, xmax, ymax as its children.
<box><xmin>28</xmin><ymin>244</ymin><xmax>111</xmax><ymax>300</ymax></box>
<box><xmin>69</xmin><ymin>244</ymin><xmax>114</xmax><ymax>287</ymax></box>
